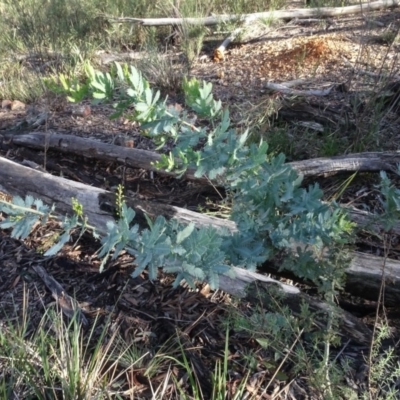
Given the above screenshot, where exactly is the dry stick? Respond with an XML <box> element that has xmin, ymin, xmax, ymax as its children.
<box><xmin>264</xmin><ymin>328</ymin><xmax>305</xmax><ymax>392</ymax></box>
<box><xmin>32</xmin><ymin>264</ymin><xmax>88</xmax><ymax>326</ymax></box>
<box><xmin>10</xmin><ymin>133</ymin><xmax>400</xmax><ymax>181</ymax></box>
<box><xmin>279</xmin><ymin>78</ymin><xmax>311</xmax><ymax>88</ymax></box>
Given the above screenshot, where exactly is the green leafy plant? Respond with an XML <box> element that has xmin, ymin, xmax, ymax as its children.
<box><xmin>10</xmin><ymin>63</ymin><xmax>356</xmax><ymax>292</ymax></box>
<box><xmin>0</xmin><ymin>195</ymin><xmax>53</xmax><ymax>240</ymax></box>
<box><xmin>0</xmin><ymin>196</ymin><xmax>92</xmax><ymax>257</ymax></box>
<box><xmin>364</xmin><ymin>324</ymin><xmax>400</xmax><ymax>399</ymax></box>
<box><xmin>44</xmin><ymin>73</ymin><xmax>89</xmax><ymax>103</ymax></box>
<box><xmin>182</xmin><ymin>77</ymin><xmax>222</xmax><ymax>118</ymax></box>
<box><xmin>3</xmin><ymin>61</ymin><xmax>399</xmax><ymax>398</ymax></box>
<box><xmin>376</xmin><ymin>167</ymin><xmax>400</xmax><ymax>231</ymax></box>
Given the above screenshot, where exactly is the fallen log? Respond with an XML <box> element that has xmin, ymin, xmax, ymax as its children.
<box><xmin>260</xmin><ymin>250</ymin><xmax>400</xmax><ymax>307</ymax></box>
<box><xmin>213</xmin><ymin>26</ymin><xmax>245</xmax><ymax>62</ymax></box>
<box><xmin>0</xmin><ymin>156</ymin><xmax>373</xmax><ymax>343</ymax></box>
<box><xmin>345</xmin><ymin>251</ymin><xmax>400</xmax><ymax>305</ymax></box>
<box><xmin>7</xmin><ymin>132</ymin><xmax>400</xmax><ymax>179</ymax></box>
<box><xmin>6</xmin><ymin>131</ymin><xmax>400</xmax><ymax>234</ymax></box>
<box><xmin>7</xmin><ymin>131</ymin><xmax>400</xmax><ymax>236</ymax></box>
<box><xmin>264</xmin><ymin>82</ymin><xmax>334</xmax><ymax>96</ymax></box>
<box><xmin>219</xmin><ymin>267</ymin><xmax>371</xmax><ymax>346</ymax></box>
<box><xmin>104</xmin><ymin>1</ymin><xmax>399</xmax><ymax>26</ymax></box>
<box><xmin>289</xmin><ymin>151</ymin><xmax>400</xmax><ymax>177</ymax></box>
<box><xmin>6</xmin><ymin>132</ymin><xmax>200</xmax><ymax>181</ymax></box>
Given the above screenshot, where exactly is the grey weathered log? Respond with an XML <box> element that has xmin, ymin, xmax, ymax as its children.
<box><xmin>9</xmin><ymin>132</ymin><xmax>201</xmax><ymax>181</ymax></box>
<box><xmin>345</xmin><ymin>252</ymin><xmax>400</xmax><ymax>305</ymax></box>
<box><xmin>264</xmin><ymin>82</ymin><xmax>334</xmax><ymax>96</ymax></box>
<box><xmin>261</xmin><ymin>249</ymin><xmax>400</xmax><ymax>308</ymax></box>
<box><xmin>347</xmin><ymin>207</ymin><xmax>400</xmax><ymax>236</ymax></box>
<box><xmin>0</xmin><ymin>156</ymin><xmax>115</xmax><ymax>233</ymax></box>
<box><xmin>0</xmin><ymin>156</ymin><xmax>373</xmax><ymax>344</ymax></box>
<box><xmin>289</xmin><ymin>151</ymin><xmax>400</xmax><ymax>177</ymax></box>
<box><xmin>8</xmin><ymin>132</ymin><xmax>400</xmax><ymax>181</ymax></box>
<box><xmin>105</xmin><ymin>0</ymin><xmax>399</xmax><ymax>26</ymax></box>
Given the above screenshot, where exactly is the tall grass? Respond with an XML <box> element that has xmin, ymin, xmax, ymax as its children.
<box><xmin>0</xmin><ymin>0</ymin><xmax>276</xmax><ymax>57</ymax></box>
<box><xmin>0</xmin><ymin>0</ymin><xmax>279</xmax><ymax>102</ymax></box>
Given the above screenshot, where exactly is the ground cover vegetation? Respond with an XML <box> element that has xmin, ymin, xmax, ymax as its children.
<box><xmin>1</xmin><ymin>0</ymin><xmax>400</xmax><ymax>398</ymax></box>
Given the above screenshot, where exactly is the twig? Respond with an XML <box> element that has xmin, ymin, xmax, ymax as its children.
<box><xmin>32</xmin><ymin>264</ymin><xmax>88</xmax><ymax>326</ymax></box>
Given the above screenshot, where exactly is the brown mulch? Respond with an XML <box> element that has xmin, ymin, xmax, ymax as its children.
<box><xmin>1</xmin><ymin>226</ymin><xmax>357</xmax><ymax>399</ymax></box>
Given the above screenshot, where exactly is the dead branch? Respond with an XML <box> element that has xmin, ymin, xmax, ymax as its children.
<box><xmin>0</xmin><ymin>153</ymin><xmax>398</xmax><ymax>292</ymax></box>
<box><xmin>264</xmin><ymin>82</ymin><xmax>334</xmax><ymax>96</ymax></box>
<box><xmin>32</xmin><ymin>264</ymin><xmax>88</xmax><ymax>326</ymax></box>
<box><xmin>1</xmin><ymin>153</ymin><xmax>398</xmax><ymax>306</ymax></box>
<box><xmin>279</xmin><ymin>79</ymin><xmax>311</xmax><ymax>88</ymax></box>
<box><xmin>7</xmin><ymin>132</ymin><xmax>201</xmax><ymax>182</ymax></box>
<box><xmin>104</xmin><ymin>1</ymin><xmax>399</xmax><ymax>26</ymax></box>
<box><xmin>289</xmin><ymin>151</ymin><xmax>400</xmax><ymax>177</ymax></box>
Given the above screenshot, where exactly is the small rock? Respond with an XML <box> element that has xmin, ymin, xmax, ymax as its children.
<box><xmin>169</xmin><ymin>103</ymin><xmax>183</xmax><ymax>113</ymax></box>
<box><xmin>123</xmin><ymin>138</ymin><xmax>135</xmax><ymax>148</ymax></box>
<box><xmin>1</xmin><ymin>99</ymin><xmax>12</xmax><ymax>110</ymax></box>
<box><xmin>115</xmin><ymin>135</ymin><xmax>135</xmax><ymax>148</ymax></box>
<box><xmin>11</xmin><ymin>100</ymin><xmax>26</xmax><ymax>111</ymax></box>
<box><xmin>71</xmin><ymin>105</ymin><xmax>91</xmax><ymax>117</ymax></box>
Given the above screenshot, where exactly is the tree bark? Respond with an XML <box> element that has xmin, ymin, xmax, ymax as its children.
<box><xmin>0</xmin><ymin>156</ymin><xmax>374</xmax><ymax>344</ymax></box>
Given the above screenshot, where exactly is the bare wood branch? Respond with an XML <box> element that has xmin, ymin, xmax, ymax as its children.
<box><xmin>0</xmin><ymin>155</ymin><xmax>397</xmax><ymax>301</ymax></box>
<box><xmin>219</xmin><ymin>269</ymin><xmax>372</xmax><ymax>345</ymax></box>
<box><xmin>104</xmin><ymin>1</ymin><xmax>399</xmax><ymax>26</ymax></box>
<box><xmin>289</xmin><ymin>151</ymin><xmax>400</xmax><ymax>177</ymax></box>
<box><xmin>279</xmin><ymin>79</ymin><xmax>311</xmax><ymax>88</ymax></box>
<box><xmin>0</xmin><ymin>156</ymin><xmax>115</xmax><ymax>233</ymax></box>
